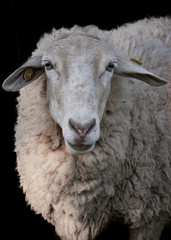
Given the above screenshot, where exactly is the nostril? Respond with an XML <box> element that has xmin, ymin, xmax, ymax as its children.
<box><xmin>69</xmin><ymin>118</ymin><xmax>96</xmax><ymax>137</ymax></box>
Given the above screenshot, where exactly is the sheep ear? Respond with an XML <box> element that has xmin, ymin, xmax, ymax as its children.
<box><xmin>114</xmin><ymin>57</ymin><xmax>168</xmax><ymax>86</ymax></box>
<box><xmin>2</xmin><ymin>56</ymin><xmax>44</xmax><ymax>92</ymax></box>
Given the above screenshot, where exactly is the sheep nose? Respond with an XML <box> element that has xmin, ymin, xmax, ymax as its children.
<box><xmin>69</xmin><ymin>118</ymin><xmax>96</xmax><ymax>137</ymax></box>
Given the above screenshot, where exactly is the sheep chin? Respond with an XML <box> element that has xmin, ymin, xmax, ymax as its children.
<box><xmin>65</xmin><ymin>140</ymin><xmax>95</xmax><ymax>155</ymax></box>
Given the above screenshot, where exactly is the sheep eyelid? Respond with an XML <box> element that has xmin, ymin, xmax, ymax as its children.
<box><xmin>43</xmin><ymin>60</ymin><xmax>54</xmax><ymax>70</ymax></box>
<box><xmin>106</xmin><ymin>60</ymin><xmax>117</xmax><ymax>72</ymax></box>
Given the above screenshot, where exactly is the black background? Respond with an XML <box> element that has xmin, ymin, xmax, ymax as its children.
<box><xmin>1</xmin><ymin>1</ymin><xmax>171</xmax><ymax>239</ymax></box>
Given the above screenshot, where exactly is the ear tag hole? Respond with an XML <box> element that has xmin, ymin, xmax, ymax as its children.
<box><xmin>23</xmin><ymin>68</ymin><xmax>34</xmax><ymax>81</ymax></box>
<box><xmin>130</xmin><ymin>57</ymin><xmax>143</xmax><ymax>65</ymax></box>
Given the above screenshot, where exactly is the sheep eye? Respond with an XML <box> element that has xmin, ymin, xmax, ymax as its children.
<box><xmin>44</xmin><ymin>62</ymin><xmax>54</xmax><ymax>70</ymax></box>
<box><xmin>106</xmin><ymin>62</ymin><xmax>115</xmax><ymax>72</ymax></box>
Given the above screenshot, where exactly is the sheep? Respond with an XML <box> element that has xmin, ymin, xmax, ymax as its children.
<box><xmin>2</xmin><ymin>17</ymin><xmax>171</xmax><ymax>240</ymax></box>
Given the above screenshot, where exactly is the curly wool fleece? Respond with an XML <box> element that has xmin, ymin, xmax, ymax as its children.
<box><xmin>11</xmin><ymin>17</ymin><xmax>171</xmax><ymax>240</ymax></box>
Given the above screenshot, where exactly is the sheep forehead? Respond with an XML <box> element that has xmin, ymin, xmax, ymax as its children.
<box><xmin>43</xmin><ymin>34</ymin><xmax>116</xmax><ymax>70</ymax></box>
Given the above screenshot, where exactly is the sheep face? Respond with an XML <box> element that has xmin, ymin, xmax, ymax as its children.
<box><xmin>3</xmin><ymin>32</ymin><xmax>167</xmax><ymax>155</ymax></box>
<box><xmin>43</xmin><ymin>36</ymin><xmax>117</xmax><ymax>155</ymax></box>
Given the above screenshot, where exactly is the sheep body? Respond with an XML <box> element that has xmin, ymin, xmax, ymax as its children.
<box><xmin>5</xmin><ymin>17</ymin><xmax>171</xmax><ymax>239</ymax></box>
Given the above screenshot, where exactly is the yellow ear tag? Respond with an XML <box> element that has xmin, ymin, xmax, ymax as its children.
<box><xmin>130</xmin><ymin>57</ymin><xmax>143</xmax><ymax>65</ymax></box>
<box><xmin>23</xmin><ymin>68</ymin><xmax>34</xmax><ymax>81</ymax></box>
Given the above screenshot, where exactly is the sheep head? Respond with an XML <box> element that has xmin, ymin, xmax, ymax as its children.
<box><xmin>2</xmin><ymin>32</ymin><xmax>168</xmax><ymax>155</ymax></box>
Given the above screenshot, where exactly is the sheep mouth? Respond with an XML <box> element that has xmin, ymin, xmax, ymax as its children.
<box><xmin>66</xmin><ymin>141</ymin><xmax>95</xmax><ymax>155</ymax></box>
<box><xmin>69</xmin><ymin>143</ymin><xmax>92</xmax><ymax>151</ymax></box>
